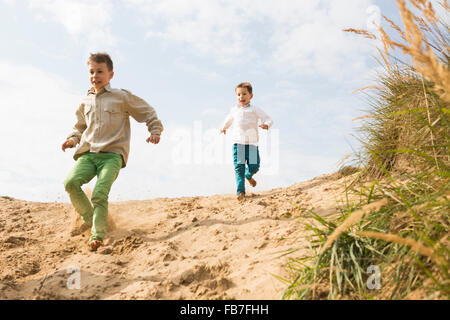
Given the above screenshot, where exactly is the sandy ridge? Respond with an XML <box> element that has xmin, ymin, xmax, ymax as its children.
<box><xmin>0</xmin><ymin>172</ymin><xmax>357</xmax><ymax>300</ymax></box>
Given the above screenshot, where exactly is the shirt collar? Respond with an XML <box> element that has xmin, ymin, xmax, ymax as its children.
<box><xmin>88</xmin><ymin>83</ymin><xmax>112</xmax><ymax>95</ymax></box>
<box><xmin>238</xmin><ymin>103</ymin><xmax>251</xmax><ymax>108</ymax></box>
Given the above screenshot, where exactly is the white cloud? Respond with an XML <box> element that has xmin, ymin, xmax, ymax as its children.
<box><xmin>173</xmin><ymin>57</ymin><xmax>224</xmax><ymax>81</ymax></box>
<box><xmin>128</xmin><ymin>0</ymin><xmax>249</xmax><ymax>64</ymax></box>
<box><xmin>1</xmin><ymin>0</ymin><xmax>16</xmax><ymax>5</ymax></box>
<box><xmin>0</xmin><ymin>61</ymin><xmax>80</xmax><ymax>201</ymax></box>
<box><xmin>201</xmin><ymin>108</ymin><xmax>222</xmax><ymax>117</ymax></box>
<box><xmin>27</xmin><ymin>0</ymin><xmax>116</xmax><ymax>49</ymax></box>
<box><xmin>266</xmin><ymin>0</ymin><xmax>376</xmax><ymax>79</ymax></box>
<box><xmin>126</xmin><ymin>0</ymin><xmax>376</xmax><ymax>79</ymax></box>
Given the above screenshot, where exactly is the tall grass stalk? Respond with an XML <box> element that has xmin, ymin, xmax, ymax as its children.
<box><xmin>283</xmin><ymin>0</ymin><xmax>449</xmax><ymax>300</ymax></box>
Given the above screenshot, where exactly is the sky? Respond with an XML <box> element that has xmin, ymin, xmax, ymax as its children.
<box><xmin>0</xmin><ymin>0</ymin><xmax>444</xmax><ymax>202</ymax></box>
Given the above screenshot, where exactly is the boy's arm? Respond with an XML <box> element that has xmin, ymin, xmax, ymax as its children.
<box><xmin>123</xmin><ymin>90</ymin><xmax>164</xmax><ymax>138</ymax></box>
<box><xmin>221</xmin><ymin>109</ymin><xmax>234</xmax><ymax>134</ymax></box>
<box><xmin>256</xmin><ymin>107</ymin><xmax>273</xmax><ymax>129</ymax></box>
<box><xmin>64</xmin><ymin>104</ymin><xmax>87</xmax><ymax>148</ymax></box>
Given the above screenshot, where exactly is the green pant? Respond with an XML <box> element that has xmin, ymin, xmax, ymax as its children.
<box><xmin>64</xmin><ymin>152</ymin><xmax>122</xmax><ymax>242</ymax></box>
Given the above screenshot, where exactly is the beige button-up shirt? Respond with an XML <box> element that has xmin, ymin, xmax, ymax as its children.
<box><xmin>67</xmin><ymin>84</ymin><xmax>163</xmax><ymax>168</ymax></box>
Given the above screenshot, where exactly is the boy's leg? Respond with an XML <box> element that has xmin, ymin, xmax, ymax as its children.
<box><xmin>89</xmin><ymin>153</ymin><xmax>122</xmax><ymax>242</ymax></box>
<box><xmin>245</xmin><ymin>145</ymin><xmax>260</xmax><ymax>180</ymax></box>
<box><xmin>233</xmin><ymin>144</ymin><xmax>246</xmax><ymax>195</ymax></box>
<box><xmin>64</xmin><ymin>154</ymin><xmax>97</xmax><ymax>224</ymax></box>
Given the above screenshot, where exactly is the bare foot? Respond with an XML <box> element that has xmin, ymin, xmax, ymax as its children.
<box><xmin>88</xmin><ymin>240</ymin><xmax>103</xmax><ymax>252</ymax></box>
<box><xmin>237</xmin><ymin>193</ymin><xmax>245</xmax><ymax>201</ymax></box>
<box><xmin>248</xmin><ymin>178</ymin><xmax>257</xmax><ymax>187</ymax></box>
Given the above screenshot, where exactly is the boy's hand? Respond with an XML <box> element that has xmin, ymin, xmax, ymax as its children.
<box><xmin>259</xmin><ymin>124</ymin><xmax>269</xmax><ymax>130</ymax></box>
<box><xmin>146</xmin><ymin>134</ymin><xmax>160</xmax><ymax>144</ymax></box>
<box><xmin>220</xmin><ymin>129</ymin><xmax>227</xmax><ymax>135</ymax></box>
<box><xmin>62</xmin><ymin>139</ymin><xmax>74</xmax><ymax>152</ymax></box>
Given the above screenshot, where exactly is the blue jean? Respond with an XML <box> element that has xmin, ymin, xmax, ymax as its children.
<box><xmin>233</xmin><ymin>144</ymin><xmax>260</xmax><ymax>195</ymax></box>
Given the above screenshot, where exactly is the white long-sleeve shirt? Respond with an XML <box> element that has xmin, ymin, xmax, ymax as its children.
<box><xmin>221</xmin><ymin>104</ymin><xmax>273</xmax><ymax>146</ymax></box>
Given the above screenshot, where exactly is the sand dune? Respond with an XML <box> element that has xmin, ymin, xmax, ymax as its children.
<box><xmin>0</xmin><ymin>172</ymin><xmax>358</xmax><ymax>300</ymax></box>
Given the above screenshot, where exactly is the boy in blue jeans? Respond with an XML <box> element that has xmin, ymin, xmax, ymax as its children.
<box><xmin>221</xmin><ymin>82</ymin><xmax>273</xmax><ymax>201</ymax></box>
<box><xmin>62</xmin><ymin>53</ymin><xmax>163</xmax><ymax>251</ymax></box>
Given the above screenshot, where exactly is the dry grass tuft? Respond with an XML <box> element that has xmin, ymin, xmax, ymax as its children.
<box><xmin>336</xmin><ymin>154</ymin><xmax>352</xmax><ymax>169</ymax></box>
<box><xmin>343</xmin><ymin>28</ymin><xmax>377</xmax><ymax>40</ymax></box>
<box><xmin>395</xmin><ymin>0</ymin><xmax>449</xmax><ymax>102</ymax></box>
<box><xmin>443</xmin><ymin>0</ymin><xmax>449</xmax><ymax>11</ymax></box>
<box><xmin>284</xmin><ymin>0</ymin><xmax>449</xmax><ymax>300</ymax></box>
<box><xmin>356</xmin><ymin>231</ymin><xmax>446</xmax><ymax>265</ymax></box>
<box><xmin>351</xmin><ymin>85</ymin><xmax>383</xmax><ymax>94</ymax></box>
<box><xmin>383</xmin><ymin>15</ymin><xmax>407</xmax><ymax>41</ymax></box>
<box><xmin>320</xmin><ymin>199</ymin><xmax>389</xmax><ymax>254</ymax></box>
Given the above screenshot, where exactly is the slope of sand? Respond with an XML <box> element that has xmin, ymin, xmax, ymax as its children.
<box><xmin>0</xmin><ymin>172</ymin><xmax>359</xmax><ymax>300</ymax></box>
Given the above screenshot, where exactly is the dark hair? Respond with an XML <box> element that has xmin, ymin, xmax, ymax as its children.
<box><xmin>235</xmin><ymin>82</ymin><xmax>253</xmax><ymax>94</ymax></box>
<box><xmin>87</xmin><ymin>52</ymin><xmax>114</xmax><ymax>71</ymax></box>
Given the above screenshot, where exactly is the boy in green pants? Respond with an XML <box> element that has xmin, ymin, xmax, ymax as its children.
<box><xmin>62</xmin><ymin>52</ymin><xmax>163</xmax><ymax>251</ymax></box>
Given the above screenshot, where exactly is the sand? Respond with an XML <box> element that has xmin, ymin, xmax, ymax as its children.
<box><xmin>0</xmin><ymin>172</ymin><xmax>359</xmax><ymax>300</ymax></box>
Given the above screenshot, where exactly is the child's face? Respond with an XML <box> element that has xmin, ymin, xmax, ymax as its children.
<box><xmin>236</xmin><ymin>87</ymin><xmax>253</xmax><ymax>107</ymax></box>
<box><xmin>88</xmin><ymin>61</ymin><xmax>114</xmax><ymax>92</ymax></box>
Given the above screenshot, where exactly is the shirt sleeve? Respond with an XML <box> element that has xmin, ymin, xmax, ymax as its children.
<box><xmin>255</xmin><ymin>107</ymin><xmax>273</xmax><ymax>128</ymax></box>
<box><xmin>123</xmin><ymin>89</ymin><xmax>164</xmax><ymax>135</ymax></box>
<box><xmin>221</xmin><ymin>108</ymin><xmax>235</xmax><ymax>130</ymax></box>
<box><xmin>66</xmin><ymin>104</ymin><xmax>87</xmax><ymax>145</ymax></box>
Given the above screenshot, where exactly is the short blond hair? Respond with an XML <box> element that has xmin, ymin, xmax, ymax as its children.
<box><xmin>87</xmin><ymin>52</ymin><xmax>114</xmax><ymax>71</ymax></box>
<box><xmin>235</xmin><ymin>82</ymin><xmax>253</xmax><ymax>94</ymax></box>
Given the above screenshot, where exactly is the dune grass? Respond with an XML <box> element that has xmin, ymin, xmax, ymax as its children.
<box><xmin>282</xmin><ymin>0</ymin><xmax>449</xmax><ymax>300</ymax></box>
